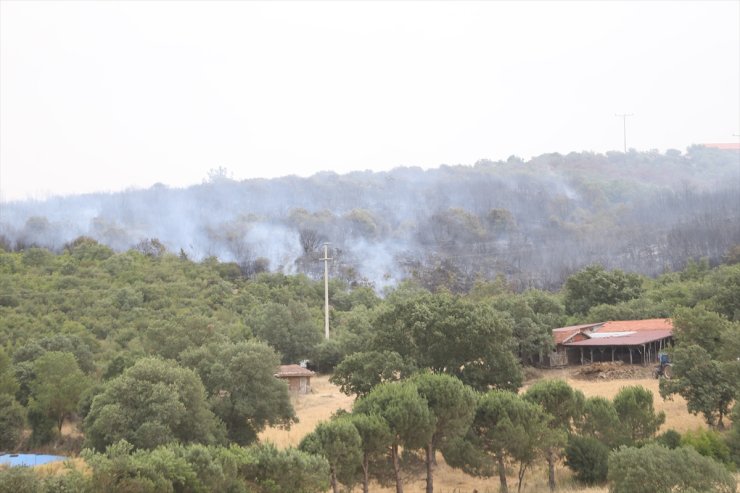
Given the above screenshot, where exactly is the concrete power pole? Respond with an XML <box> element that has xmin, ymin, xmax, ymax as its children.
<box><xmin>615</xmin><ymin>113</ymin><xmax>634</xmax><ymax>153</ymax></box>
<box><xmin>321</xmin><ymin>243</ymin><xmax>332</xmax><ymax>339</ymax></box>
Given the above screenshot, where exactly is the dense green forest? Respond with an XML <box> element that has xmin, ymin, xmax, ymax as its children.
<box><xmin>2</xmin><ymin>147</ymin><xmax>739</xmax><ymax>291</ymax></box>
<box><xmin>0</xmin><ymin>237</ymin><xmax>738</xmax><ymax>491</ymax></box>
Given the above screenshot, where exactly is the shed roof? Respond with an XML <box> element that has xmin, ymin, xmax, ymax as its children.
<box><xmin>598</xmin><ymin>319</ymin><xmax>672</xmax><ymax>333</ymax></box>
<box><xmin>553</xmin><ymin>323</ymin><xmax>602</xmax><ymax>344</ymax></box>
<box><xmin>564</xmin><ymin>329</ymin><xmax>672</xmax><ymax>347</ymax></box>
<box><xmin>275</xmin><ymin>365</ymin><xmax>315</xmax><ymax>378</ymax></box>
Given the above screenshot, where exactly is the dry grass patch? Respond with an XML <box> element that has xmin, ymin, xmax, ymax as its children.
<box><xmin>259</xmin><ymin>374</ymin><xmax>355</xmax><ymax>447</ymax></box>
<box><xmin>34</xmin><ymin>457</ymin><xmax>88</xmax><ymax>476</ymax></box>
<box><xmin>347</xmin><ymin>458</ymin><xmax>609</xmax><ymax>493</ymax></box>
<box><xmin>535</xmin><ymin>369</ymin><xmax>706</xmax><ymax>433</ymax></box>
<box><xmin>259</xmin><ymin>368</ymin><xmax>714</xmax><ymax>492</ymax></box>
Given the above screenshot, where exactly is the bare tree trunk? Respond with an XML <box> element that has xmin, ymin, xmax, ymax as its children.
<box><xmin>497</xmin><ymin>455</ymin><xmax>509</xmax><ymax>493</ymax></box>
<box><xmin>362</xmin><ymin>454</ymin><xmax>370</xmax><ymax>493</ymax></box>
<box><xmin>547</xmin><ymin>449</ymin><xmax>556</xmax><ymax>492</ymax></box>
<box><xmin>330</xmin><ymin>467</ymin><xmax>339</xmax><ymax>493</ymax></box>
<box><xmin>425</xmin><ymin>442</ymin><xmax>434</xmax><ymax>493</ymax></box>
<box><xmin>392</xmin><ymin>444</ymin><xmax>404</xmax><ymax>493</ymax></box>
<box><xmin>517</xmin><ymin>462</ymin><xmax>528</xmax><ymax>493</ymax></box>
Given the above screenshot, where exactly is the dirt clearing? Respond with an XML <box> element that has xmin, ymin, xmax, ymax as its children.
<box><xmin>259</xmin><ymin>375</ymin><xmax>355</xmax><ymax>447</ymax></box>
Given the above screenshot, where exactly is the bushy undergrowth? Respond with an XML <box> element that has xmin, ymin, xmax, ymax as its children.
<box><xmin>608</xmin><ymin>443</ymin><xmax>736</xmax><ymax>493</ymax></box>
<box><xmin>564</xmin><ymin>435</ymin><xmax>609</xmax><ymax>484</ymax></box>
<box><xmin>0</xmin><ymin>441</ymin><xmax>329</xmax><ymax>493</ymax></box>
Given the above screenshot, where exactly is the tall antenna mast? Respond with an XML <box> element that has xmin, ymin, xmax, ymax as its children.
<box><xmin>615</xmin><ymin>113</ymin><xmax>634</xmax><ymax>153</ymax></box>
<box><xmin>321</xmin><ymin>243</ymin><xmax>332</xmax><ymax>339</ymax></box>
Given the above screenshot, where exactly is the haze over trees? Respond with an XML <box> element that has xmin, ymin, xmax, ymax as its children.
<box><xmin>0</xmin><ymin>149</ymin><xmax>739</xmax><ymax>491</ymax></box>
<box><xmin>2</xmin><ymin>148</ymin><xmax>738</xmax><ymax>291</ymax></box>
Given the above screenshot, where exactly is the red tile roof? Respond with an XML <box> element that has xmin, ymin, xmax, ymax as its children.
<box><xmin>564</xmin><ymin>329</ymin><xmax>672</xmax><ymax>346</ymax></box>
<box><xmin>552</xmin><ymin>319</ymin><xmax>673</xmax><ymax>347</ymax></box>
<box><xmin>275</xmin><ymin>365</ymin><xmax>315</xmax><ymax>378</ymax></box>
<box><xmin>597</xmin><ymin>319</ymin><xmax>672</xmax><ymax>332</ymax></box>
<box><xmin>552</xmin><ymin>323</ymin><xmax>602</xmax><ymax>344</ymax></box>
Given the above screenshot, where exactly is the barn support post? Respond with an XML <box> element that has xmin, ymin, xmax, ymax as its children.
<box><xmin>580</xmin><ymin>348</ymin><xmax>584</xmax><ymax>365</ymax></box>
<box><xmin>629</xmin><ymin>348</ymin><xmax>633</xmax><ymax>365</ymax></box>
<box><xmin>590</xmin><ymin>348</ymin><xmax>594</xmax><ymax>363</ymax></box>
<box><xmin>611</xmin><ymin>347</ymin><xmax>615</xmax><ymax>362</ymax></box>
<box><xmin>642</xmin><ymin>344</ymin><xmax>646</xmax><ymax>366</ymax></box>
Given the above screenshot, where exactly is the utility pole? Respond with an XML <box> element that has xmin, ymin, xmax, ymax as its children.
<box><xmin>615</xmin><ymin>113</ymin><xmax>634</xmax><ymax>153</ymax></box>
<box><xmin>321</xmin><ymin>243</ymin><xmax>332</xmax><ymax>339</ymax></box>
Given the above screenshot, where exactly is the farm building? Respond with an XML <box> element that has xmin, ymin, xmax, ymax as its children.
<box><xmin>544</xmin><ymin>319</ymin><xmax>673</xmax><ymax>367</ymax></box>
<box><xmin>275</xmin><ymin>364</ymin><xmax>315</xmax><ymax>394</ymax></box>
<box><xmin>547</xmin><ymin>323</ymin><xmax>603</xmax><ymax>367</ymax></box>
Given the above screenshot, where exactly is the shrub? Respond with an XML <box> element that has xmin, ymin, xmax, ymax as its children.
<box><xmin>0</xmin><ymin>394</ymin><xmax>26</xmax><ymax>450</ymax></box>
<box><xmin>578</xmin><ymin>396</ymin><xmax>624</xmax><ymax>448</ymax></box>
<box><xmin>729</xmin><ymin>404</ymin><xmax>740</xmax><ymax>466</ymax></box>
<box><xmin>564</xmin><ymin>435</ymin><xmax>609</xmax><ymax>484</ymax></box>
<box><xmin>0</xmin><ymin>467</ymin><xmax>42</xmax><ymax>493</ymax></box>
<box><xmin>655</xmin><ymin>429</ymin><xmax>682</xmax><ymax>449</ymax></box>
<box><xmin>613</xmin><ymin>385</ymin><xmax>665</xmax><ymax>444</ymax></box>
<box><xmin>0</xmin><ymin>467</ymin><xmax>89</xmax><ymax>493</ymax></box>
<box><xmin>237</xmin><ymin>442</ymin><xmax>330</xmax><ymax>493</ymax></box>
<box><xmin>82</xmin><ymin>440</ymin><xmax>197</xmax><ymax>493</ymax></box>
<box><xmin>608</xmin><ymin>443</ymin><xmax>736</xmax><ymax>493</ymax></box>
<box><xmin>681</xmin><ymin>428</ymin><xmax>731</xmax><ymax>464</ymax></box>
<box><xmin>310</xmin><ymin>338</ymin><xmax>344</xmax><ymax>373</ymax></box>
<box><xmin>27</xmin><ymin>404</ymin><xmax>57</xmax><ymax>446</ymax></box>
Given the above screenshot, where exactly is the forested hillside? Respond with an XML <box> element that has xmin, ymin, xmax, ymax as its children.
<box><xmin>1</xmin><ymin>241</ymin><xmax>739</xmax><ymax>491</ymax></box>
<box><xmin>2</xmin><ymin>146</ymin><xmax>738</xmax><ymax>291</ymax></box>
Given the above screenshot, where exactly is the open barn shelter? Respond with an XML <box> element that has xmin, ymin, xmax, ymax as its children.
<box><xmin>547</xmin><ymin>319</ymin><xmax>673</xmax><ymax>367</ymax></box>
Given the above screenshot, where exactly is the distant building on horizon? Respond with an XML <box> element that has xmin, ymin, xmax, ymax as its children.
<box><xmin>700</xmin><ymin>142</ymin><xmax>740</xmax><ymax>150</ymax></box>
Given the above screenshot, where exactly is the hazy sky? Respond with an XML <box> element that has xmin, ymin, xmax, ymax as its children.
<box><xmin>1</xmin><ymin>1</ymin><xmax>738</xmax><ymax>201</ymax></box>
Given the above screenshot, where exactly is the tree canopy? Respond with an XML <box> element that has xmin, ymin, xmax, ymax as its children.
<box><xmin>180</xmin><ymin>340</ymin><xmax>297</xmax><ymax>445</ymax></box>
<box><xmin>84</xmin><ymin>358</ymin><xmax>226</xmax><ymax>450</ymax></box>
<box><xmin>371</xmin><ymin>291</ymin><xmax>522</xmax><ymax>391</ymax></box>
<box><xmin>353</xmin><ymin>380</ymin><xmax>435</xmax><ymax>493</ymax></box>
<box><xmin>564</xmin><ymin>265</ymin><xmax>644</xmax><ymax>316</ymax></box>
<box><xmin>29</xmin><ymin>351</ymin><xmax>89</xmax><ymax>435</ymax></box>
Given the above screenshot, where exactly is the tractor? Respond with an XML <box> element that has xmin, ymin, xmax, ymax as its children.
<box><xmin>653</xmin><ymin>352</ymin><xmax>672</xmax><ymax>379</ymax></box>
